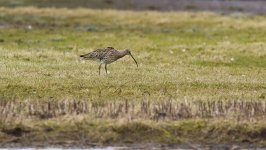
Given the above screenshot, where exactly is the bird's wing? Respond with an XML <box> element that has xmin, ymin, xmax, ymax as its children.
<box><xmin>80</xmin><ymin>47</ymin><xmax>116</xmax><ymax>60</ymax></box>
<box><xmin>106</xmin><ymin>47</ymin><xmax>114</xmax><ymax>49</ymax></box>
<box><xmin>94</xmin><ymin>47</ymin><xmax>116</xmax><ymax>59</ymax></box>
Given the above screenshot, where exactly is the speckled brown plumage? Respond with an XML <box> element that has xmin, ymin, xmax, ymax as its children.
<box><xmin>80</xmin><ymin>47</ymin><xmax>138</xmax><ymax>75</ymax></box>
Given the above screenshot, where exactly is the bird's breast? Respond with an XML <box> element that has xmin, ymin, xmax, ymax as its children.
<box><xmin>102</xmin><ymin>55</ymin><xmax>119</xmax><ymax>64</ymax></box>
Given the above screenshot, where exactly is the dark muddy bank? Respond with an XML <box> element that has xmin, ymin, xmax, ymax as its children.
<box><xmin>2</xmin><ymin>118</ymin><xmax>266</xmax><ymax>148</ymax></box>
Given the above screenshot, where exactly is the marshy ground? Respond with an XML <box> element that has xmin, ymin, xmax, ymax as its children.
<box><xmin>0</xmin><ymin>3</ymin><xmax>266</xmax><ymax>148</ymax></box>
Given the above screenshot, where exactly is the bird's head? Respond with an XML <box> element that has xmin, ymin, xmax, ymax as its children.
<box><xmin>124</xmin><ymin>49</ymin><xmax>138</xmax><ymax>67</ymax></box>
<box><xmin>124</xmin><ymin>49</ymin><xmax>131</xmax><ymax>55</ymax></box>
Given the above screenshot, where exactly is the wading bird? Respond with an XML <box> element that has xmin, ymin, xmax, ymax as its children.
<box><xmin>80</xmin><ymin>47</ymin><xmax>138</xmax><ymax>75</ymax></box>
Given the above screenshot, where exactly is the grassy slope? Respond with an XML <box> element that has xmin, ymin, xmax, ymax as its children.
<box><xmin>0</xmin><ymin>7</ymin><xmax>265</xmax><ymax>101</ymax></box>
<box><xmin>2</xmin><ymin>117</ymin><xmax>266</xmax><ymax>147</ymax></box>
<box><xmin>0</xmin><ymin>7</ymin><xmax>266</xmax><ymax>146</ymax></box>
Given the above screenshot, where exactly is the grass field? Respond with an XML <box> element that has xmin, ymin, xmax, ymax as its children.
<box><xmin>0</xmin><ymin>7</ymin><xmax>266</xmax><ymax>147</ymax></box>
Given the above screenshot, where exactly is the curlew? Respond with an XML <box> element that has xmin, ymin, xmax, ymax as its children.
<box><xmin>80</xmin><ymin>47</ymin><xmax>138</xmax><ymax>75</ymax></box>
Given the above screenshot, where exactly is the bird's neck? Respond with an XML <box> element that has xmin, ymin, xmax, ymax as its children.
<box><xmin>117</xmin><ymin>50</ymin><xmax>128</xmax><ymax>58</ymax></box>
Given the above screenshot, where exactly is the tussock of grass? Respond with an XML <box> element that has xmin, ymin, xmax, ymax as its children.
<box><xmin>1</xmin><ymin>99</ymin><xmax>266</xmax><ymax>121</ymax></box>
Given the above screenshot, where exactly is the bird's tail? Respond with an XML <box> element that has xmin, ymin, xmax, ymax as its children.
<box><xmin>80</xmin><ymin>53</ymin><xmax>94</xmax><ymax>60</ymax></box>
<box><xmin>80</xmin><ymin>54</ymin><xmax>90</xmax><ymax>60</ymax></box>
<box><xmin>79</xmin><ymin>54</ymin><xmax>87</xmax><ymax>61</ymax></box>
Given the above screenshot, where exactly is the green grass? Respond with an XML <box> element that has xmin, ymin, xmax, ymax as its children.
<box><xmin>0</xmin><ymin>7</ymin><xmax>266</xmax><ymax>146</ymax></box>
<box><xmin>0</xmin><ymin>7</ymin><xmax>265</xmax><ymax>101</ymax></box>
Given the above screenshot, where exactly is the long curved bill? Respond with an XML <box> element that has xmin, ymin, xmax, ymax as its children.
<box><xmin>130</xmin><ymin>54</ymin><xmax>138</xmax><ymax>67</ymax></box>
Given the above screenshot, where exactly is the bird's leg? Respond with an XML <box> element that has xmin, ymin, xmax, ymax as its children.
<box><xmin>105</xmin><ymin>64</ymin><xmax>108</xmax><ymax>74</ymax></box>
<box><xmin>98</xmin><ymin>63</ymin><xmax>102</xmax><ymax>75</ymax></box>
